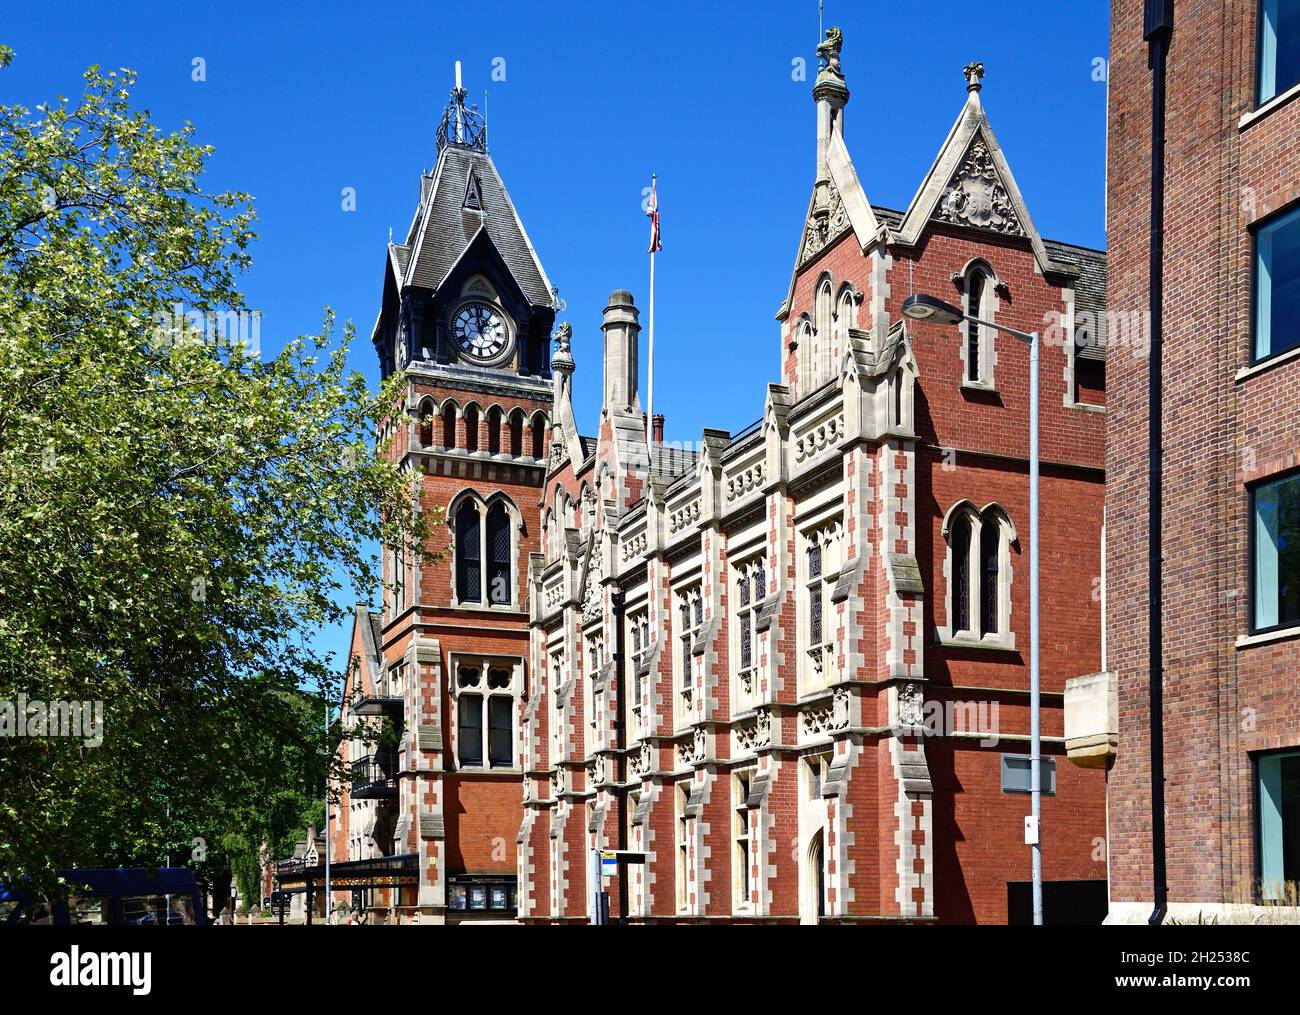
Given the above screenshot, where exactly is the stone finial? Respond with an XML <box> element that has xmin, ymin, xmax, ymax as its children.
<box><xmin>963</xmin><ymin>61</ymin><xmax>985</xmax><ymax>93</ymax></box>
<box><xmin>552</xmin><ymin>321</ymin><xmax>574</xmax><ymax>372</ymax></box>
<box><xmin>817</xmin><ymin>26</ymin><xmax>844</xmax><ymax>77</ymax></box>
<box><xmin>812</xmin><ymin>25</ymin><xmax>849</xmax><ymax>106</ymax></box>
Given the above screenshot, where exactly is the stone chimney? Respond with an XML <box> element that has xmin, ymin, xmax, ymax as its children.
<box><xmin>642</xmin><ymin>412</ymin><xmax>665</xmax><ymax>445</ymax></box>
<box><xmin>602</xmin><ymin>290</ymin><xmax>640</xmax><ymax>415</ymax></box>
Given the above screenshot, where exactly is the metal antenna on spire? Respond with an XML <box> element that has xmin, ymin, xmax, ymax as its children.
<box><xmin>454</xmin><ymin>60</ymin><xmax>465</xmax><ymax>143</ymax></box>
<box><xmin>819</xmin><ymin>0</ymin><xmax>824</xmax><ymax>37</ymax></box>
<box><xmin>436</xmin><ymin>60</ymin><xmax>486</xmax><ymax>155</ymax></box>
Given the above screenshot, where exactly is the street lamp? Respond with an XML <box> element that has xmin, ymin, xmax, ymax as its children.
<box><xmin>901</xmin><ymin>292</ymin><xmax>1044</xmax><ymax>927</ymax></box>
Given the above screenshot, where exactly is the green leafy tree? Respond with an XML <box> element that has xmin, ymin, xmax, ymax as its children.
<box><xmin>0</xmin><ymin>47</ymin><xmax>437</xmax><ymax>901</ymax></box>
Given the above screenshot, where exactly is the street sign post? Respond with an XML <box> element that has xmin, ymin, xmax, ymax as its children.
<box><xmin>590</xmin><ymin>849</ymin><xmax>647</xmax><ymax>925</ymax></box>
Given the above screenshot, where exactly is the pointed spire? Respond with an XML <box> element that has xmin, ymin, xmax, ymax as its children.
<box><xmin>812</xmin><ymin>26</ymin><xmax>849</xmax><ymax>217</ymax></box>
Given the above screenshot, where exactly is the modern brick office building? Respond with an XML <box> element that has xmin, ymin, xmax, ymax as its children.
<box><xmin>519</xmin><ymin>32</ymin><xmax>1110</xmax><ymax>924</ymax></box>
<box><xmin>1103</xmin><ymin>0</ymin><xmax>1300</xmax><ymax>921</ymax></box>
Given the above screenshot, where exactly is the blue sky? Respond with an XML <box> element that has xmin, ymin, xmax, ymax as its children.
<box><xmin>2</xmin><ymin>0</ymin><xmax>1109</xmax><ymax>672</ymax></box>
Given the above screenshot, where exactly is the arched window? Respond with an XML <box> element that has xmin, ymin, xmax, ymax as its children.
<box><xmin>418</xmin><ymin>399</ymin><xmax>435</xmax><ymax>447</ymax></box>
<box><xmin>815</xmin><ymin>277</ymin><xmax>834</xmax><ymax>388</ymax></box>
<box><xmin>796</xmin><ymin>317</ymin><xmax>813</xmax><ymax>397</ymax></box>
<box><xmin>962</xmin><ymin>262</ymin><xmax>996</xmax><ymax>386</ymax></box>
<box><xmin>951</xmin><ymin>513</ymin><xmax>972</xmax><ymax>634</ymax></box>
<box><xmin>486</xmin><ymin>502</ymin><xmax>511</xmax><ymax>605</ymax></box>
<box><xmin>807</xmin><ymin>829</ymin><xmax>826</xmax><ymax>924</ymax></box>
<box><xmin>455</xmin><ymin>496</ymin><xmax>515</xmax><ymax>607</ymax></box>
<box><xmin>893</xmin><ymin>368</ymin><xmax>904</xmax><ymax>429</ymax></box>
<box><xmin>455</xmin><ymin>500</ymin><xmax>481</xmax><ymax>602</ymax></box>
<box><xmin>531</xmin><ymin>414</ymin><xmax>546</xmax><ymax>459</ymax></box>
<box><xmin>835</xmin><ymin>285</ymin><xmax>855</xmax><ymax>374</ymax></box>
<box><xmin>441</xmin><ymin>403</ymin><xmax>457</xmax><ymax>449</ymax></box>
<box><xmin>509</xmin><ymin>409</ymin><xmax>524</xmax><ymax>457</ymax></box>
<box><xmin>980</xmin><ymin>520</ymin><xmax>1000</xmax><ymax>637</ymax></box>
<box><xmin>486</xmin><ymin>407</ymin><xmax>502</xmax><ymax>455</ymax></box>
<box><xmin>464</xmin><ymin>404</ymin><xmax>480</xmax><ymax>454</ymax></box>
<box><xmin>943</xmin><ymin>502</ymin><xmax>1014</xmax><ymax>645</ymax></box>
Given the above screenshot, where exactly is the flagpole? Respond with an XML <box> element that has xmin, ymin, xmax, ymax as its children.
<box><xmin>647</xmin><ymin>173</ymin><xmax>656</xmax><ymax>447</ymax></box>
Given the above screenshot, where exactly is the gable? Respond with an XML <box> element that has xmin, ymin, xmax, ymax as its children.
<box><xmin>779</xmin><ymin>130</ymin><xmax>882</xmax><ymax>319</ymax></box>
<box><xmin>894</xmin><ymin>85</ymin><xmax>1072</xmax><ymax>278</ymax></box>
<box><xmin>933</xmin><ymin>136</ymin><xmax>1024</xmax><ymax>237</ymax></box>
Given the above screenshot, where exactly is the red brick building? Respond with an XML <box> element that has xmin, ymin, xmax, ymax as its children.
<box><xmin>1102</xmin><ymin>0</ymin><xmax>1300</xmax><ymax>921</ymax></box>
<box><xmin>329</xmin><ymin>78</ymin><xmax>554</xmax><ymax>923</ymax></box>
<box><xmin>518</xmin><ymin>33</ymin><xmax>1110</xmax><ymax>924</ymax></box>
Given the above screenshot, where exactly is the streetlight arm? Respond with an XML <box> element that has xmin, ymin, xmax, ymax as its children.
<box><xmin>963</xmin><ymin>314</ymin><xmax>1036</xmax><ymax>346</ymax></box>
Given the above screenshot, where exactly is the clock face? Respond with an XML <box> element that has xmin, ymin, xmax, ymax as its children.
<box><xmin>451</xmin><ymin>301</ymin><xmax>510</xmax><ymax>364</ymax></box>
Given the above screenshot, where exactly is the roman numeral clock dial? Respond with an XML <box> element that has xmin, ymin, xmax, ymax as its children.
<box><xmin>451</xmin><ymin>301</ymin><xmax>511</xmax><ymax>365</ymax></box>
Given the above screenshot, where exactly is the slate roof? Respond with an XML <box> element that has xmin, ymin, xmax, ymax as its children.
<box><xmin>869</xmin><ymin>203</ymin><xmax>1107</xmax><ymax>355</ymax></box>
<box><xmin>1044</xmin><ymin>239</ymin><xmax>1108</xmax><ymax>356</ymax></box>
<box><xmin>871</xmin><ymin>204</ymin><xmax>904</xmax><ymax>231</ymax></box>
<box><xmin>651</xmin><ymin>444</ymin><xmax>698</xmax><ymax>481</ymax></box>
<box><xmin>404</xmin><ymin>145</ymin><xmax>552</xmax><ymax>306</ymax></box>
<box><xmin>389</xmin><ymin>242</ymin><xmax>411</xmax><ymax>278</ymax></box>
<box><xmin>578</xmin><ymin>435</ymin><xmax>598</xmax><ymax>461</ymax></box>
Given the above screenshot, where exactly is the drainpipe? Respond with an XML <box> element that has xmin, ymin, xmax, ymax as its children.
<box><xmin>1143</xmin><ymin>0</ymin><xmax>1173</xmax><ymax>927</ymax></box>
<box><xmin>611</xmin><ymin>588</ymin><xmax>629</xmax><ymax>923</ymax></box>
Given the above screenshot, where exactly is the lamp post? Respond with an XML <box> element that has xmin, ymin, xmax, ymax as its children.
<box><xmin>324</xmin><ymin>688</ymin><xmax>332</xmax><ymax>925</ymax></box>
<box><xmin>901</xmin><ymin>293</ymin><xmax>1043</xmax><ymax>926</ymax></box>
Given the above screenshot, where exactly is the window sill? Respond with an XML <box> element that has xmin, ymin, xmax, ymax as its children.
<box><xmin>1235</xmin><ymin>342</ymin><xmax>1300</xmax><ymax>382</ymax></box>
<box><xmin>451</xmin><ymin>602</ymin><xmax>525</xmax><ymax>615</ymax></box>
<box><xmin>960</xmin><ymin>380</ymin><xmax>997</xmax><ymax>395</ymax></box>
<box><xmin>936</xmin><ymin>633</ymin><xmax>1018</xmax><ymax>653</ymax></box>
<box><xmin>1065</xmin><ymin>400</ymin><xmax>1106</xmax><ymax>414</ymax></box>
<box><xmin>1235</xmin><ymin>625</ymin><xmax>1300</xmax><ymax>650</ymax></box>
<box><xmin>1239</xmin><ymin>79</ymin><xmax>1300</xmax><ymax>131</ymax></box>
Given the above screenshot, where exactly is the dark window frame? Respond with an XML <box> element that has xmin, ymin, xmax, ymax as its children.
<box><xmin>1247</xmin><ymin>466</ymin><xmax>1300</xmax><ymax>636</ymax></box>
<box><xmin>1256</xmin><ymin>0</ymin><xmax>1300</xmax><ymax>108</ymax></box>
<box><xmin>1253</xmin><ymin>747</ymin><xmax>1300</xmax><ymax>902</ymax></box>
<box><xmin>951</xmin><ymin>514</ymin><xmax>972</xmax><ymax>634</ymax></box>
<box><xmin>457</xmin><ymin>693</ymin><xmax>484</xmax><ymax>768</ymax></box>
<box><xmin>980</xmin><ymin>520</ymin><xmax>1000</xmax><ymax>638</ymax></box>
<box><xmin>1249</xmin><ymin>200</ymin><xmax>1300</xmax><ymax>366</ymax></box>
<box><xmin>455</xmin><ymin>501</ymin><xmax>482</xmax><ymax>603</ymax></box>
<box><xmin>965</xmin><ymin>269</ymin><xmax>986</xmax><ymax>383</ymax></box>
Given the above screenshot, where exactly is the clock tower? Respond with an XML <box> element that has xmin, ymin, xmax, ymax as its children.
<box><xmin>333</xmin><ymin>69</ymin><xmax>557</xmax><ymax>923</ymax></box>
